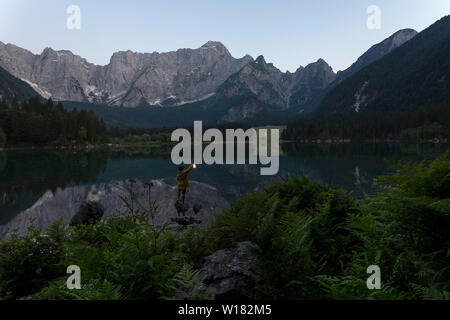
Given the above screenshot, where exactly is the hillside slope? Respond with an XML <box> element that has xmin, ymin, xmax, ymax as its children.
<box><xmin>317</xmin><ymin>15</ymin><xmax>450</xmax><ymax>114</ymax></box>
<box><xmin>0</xmin><ymin>66</ymin><xmax>39</xmax><ymax>102</ymax></box>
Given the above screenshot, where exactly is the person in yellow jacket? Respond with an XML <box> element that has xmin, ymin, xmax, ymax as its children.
<box><xmin>177</xmin><ymin>163</ymin><xmax>195</xmax><ymax>204</ymax></box>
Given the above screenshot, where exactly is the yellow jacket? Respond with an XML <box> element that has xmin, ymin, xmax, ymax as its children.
<box><xmin>176</xmin><ymin>164</ymin><xmax>194</xmax><ymax>190</ymax></box>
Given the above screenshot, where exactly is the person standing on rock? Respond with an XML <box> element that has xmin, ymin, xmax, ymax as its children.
<box><xmin>177</xmin><ymin>163</ymin><xmax>195</xmax><ymax>204</ymax></box>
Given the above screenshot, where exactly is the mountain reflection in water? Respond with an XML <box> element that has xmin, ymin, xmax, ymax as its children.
<box><xmin>0</xmin><ymin>143</ymin><xmax>445</xmax><ymax>238</ymax></box>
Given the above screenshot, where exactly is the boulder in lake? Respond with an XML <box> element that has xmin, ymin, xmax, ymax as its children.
<box><xmin>174</xmin><ymin>200</ymin><xmax>189</xmax><ymax>216</ymax></box>
<box><xmin>193</xmin><ymin>203</ymin><xmax>202</xmax><ymax>214</ymax></box>
<box><xmin>171</xmin><ymin>216</ymin><xmax>202</xmax><ymax>226</ymax></box>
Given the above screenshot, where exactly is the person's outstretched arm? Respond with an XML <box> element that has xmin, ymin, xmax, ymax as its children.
<box><xmin>185</xmin><ymin>164</ymin><xmax>194</xmax><ymax>173</ymax></box>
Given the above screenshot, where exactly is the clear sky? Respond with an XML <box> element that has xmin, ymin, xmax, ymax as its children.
<box><xmin>0</xmin><ymin>0</ymin><xmax>449</xmax><ymax>72</ymax></box>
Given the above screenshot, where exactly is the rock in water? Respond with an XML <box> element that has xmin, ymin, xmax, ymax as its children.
<box><xmin>200</xmin><ymin>241</ymin><xmax>260</xmax><ymax>299</ymax></box>
<box><xmin>174</xmin><ymin>200</ymin><xmax>189</xmax><ymax>216</ymax></box>
<box><xmin>171</xmin><ymin>216</ymin><xmax>202</xmax><ymax>226</ymax></box>
<box><xmin>69</xmin><ymin>201</ymin><xmax>105</xmax><ymax>226</ymax></box>
<box><xmin>174</xmin><ymin>200</ymin><xmax>183</xmax><ymax>214</ymax></box>
<box><xmin>193</xmin><ymin>203</ymin><xmax>202</xmax><ymax>214</ymax></box>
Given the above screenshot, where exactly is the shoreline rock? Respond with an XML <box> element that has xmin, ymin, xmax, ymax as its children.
<box><xmin>199</xmin><ymin>241</ymin><xmax>260</xmax><ymax>299</ymax></box>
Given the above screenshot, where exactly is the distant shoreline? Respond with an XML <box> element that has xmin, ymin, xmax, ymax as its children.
<box><xmin>1</xmin><ymin>139</ymin><xmax>449</xmax><ymax>153</ymax></box>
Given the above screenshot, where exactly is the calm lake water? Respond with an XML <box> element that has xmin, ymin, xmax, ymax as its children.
<box><xmin>0</xmin><ymin>143</ymin><xmax>447</xmax><ymax>237</ymax></box>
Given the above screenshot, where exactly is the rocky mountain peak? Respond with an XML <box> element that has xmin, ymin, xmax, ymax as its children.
<box><xmin>389</xmin><ymin>29</ymin><xmax>418</xmax><ymax>47</ymax></box>
<box><xmin>254</xmin><ymin>55</ymin><xmax>266</xmax><ymax>64</ymax></box>
<box><xmin>200</xmin><ymin>41</ymin><xmax>229</xmax><ymax>55</ymax></box>
<box><xmin>111</xmin><ymin>49</ymin><xmax>140</xmax><ymax>57</ymax></box>
<box><xmin>217</xmin><ymin>51</ymin><xmax>336</xmax><ymax>121</ymax></box>
<box><xmin>109</xmin><ymin>50</ymin><xmax>144</xmax><ymax>67</ymax></box>
<box><xmin>41</xmin><ymin>47</ymin><xmax>55</xmax><ymax>55</ymax></box>
<box><xmin>334</xmin><ymin>28</ymin><xmax>418</xmax><ymax>83</ymax></box>
<box><xmin>315</xmin><ymin>58</ymin><xmax>329</xmax><ymax>66</ymax></box>
<box><xmin>250</xmin><ymin>55</ymin><xmax>282</xmax><ymax>75</ymax></box>
<box><xmin>201</xmin><ymin>40</ymin><xmax>226</xmax><ymax>49</ymax></box>
<box><xmin>0</xmin><ymin>42</ymin><xmax>34</xmax><ymax>60</ymax></box>
<box><xmin>304</xmin><ymin>59</ymin><xmax>333</xmax><ymax>72</ymax></box>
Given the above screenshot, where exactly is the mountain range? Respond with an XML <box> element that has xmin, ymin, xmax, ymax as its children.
<box><xmin>0</xmin><ymin>40</ymin><xmax>338</xmax><ymax>115</ymax></box>
<box><xmin>1</xmin><ymin>15</ymin><xmax>449</xmax><ymax>127</ymax></box>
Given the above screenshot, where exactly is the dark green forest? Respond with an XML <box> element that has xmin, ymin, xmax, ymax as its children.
<box><xmin>0</xmin><ymin>126</ymin><xmax>5</xmax><ymax>148</ymax></box>
<box><xmin>0</xmin><ymin>97</ymin><xmax>107</xmax><ymax>146</ymax></box>
<box><xmin>283</xmin><ymin>103</ymin><xmax>450</xmax><ymax>142</ymax></box>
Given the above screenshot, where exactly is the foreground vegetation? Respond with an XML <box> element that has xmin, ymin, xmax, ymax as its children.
<box><xmin>0</xmin><ymin>154</ymin><xmax>448</xmax><ymax>300</ymax></box>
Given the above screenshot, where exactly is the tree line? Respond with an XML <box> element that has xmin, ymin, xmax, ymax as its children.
<box><xmin>108</xmin><ymin>122</ymin><xmax>252</xmax><ymax>144</ymax></box>
<box><xmin>0</xmin><ymin>97</ymin><xmax>107</xmax><ymax>146</ymax></box>
<box><xmin>283</xmin><ymin>103</ymin><xmax>450</xmax><ymax>142</ymax></box>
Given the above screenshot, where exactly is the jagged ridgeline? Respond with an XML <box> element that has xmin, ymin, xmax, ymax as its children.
<box><xmin>0</xmin><ymin>17</ymin><xmax>447</xmax><ymax>128</ymax></box>
<box><xmin>0</xmin><ymin>21</ymin><xmax>431</xmax><ymax>128</ymax></box>
<box><xmin>0</xmin><ymin>30</ymin><xmax>413</xmax><ymax>128</ymax></box>
<box><xmin>0</xmin><ymin>40</ymin><xmax>336</xmax><ymax>126</ymax></box>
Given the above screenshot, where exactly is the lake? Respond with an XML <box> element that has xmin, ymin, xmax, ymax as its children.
<box><xmin>0</xmin><ymin>143</ymin><xmax>446</xmax><ymax>238</ymax></box>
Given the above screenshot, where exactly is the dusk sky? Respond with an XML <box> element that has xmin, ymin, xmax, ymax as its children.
<box><xmin>0</xmin><ymin>0</ymin><xmax>449</xmax><ymax>72</ymax></box>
